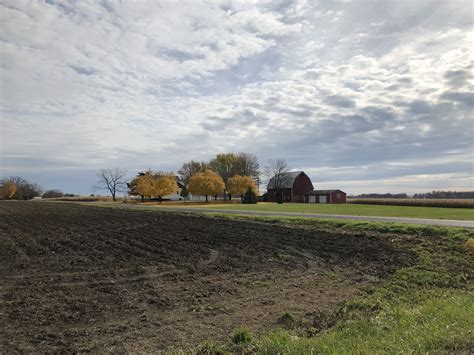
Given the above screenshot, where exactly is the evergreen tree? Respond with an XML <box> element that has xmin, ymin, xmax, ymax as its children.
<box><xmin>242</xmin><ymin>187</ymin><xmax>257</xmax><ymax>204</ymax></box>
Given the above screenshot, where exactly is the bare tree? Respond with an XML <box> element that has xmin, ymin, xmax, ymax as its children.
<box><xmin>265</xmin><ymin>159</ymin><xmax>288</xmax><ymax>204</ymax></box>
<box><xmin>178</xmin><ymin>161</ymin><xmax>208</xmax><ymax>186</ymax></box>
<box><xmin>235</xmin><ymin>152</ymin><xmax>260</xmax><ymax>185</ymax></box>
<box><xmin>94</xmin><ymin>168</ymin><xmax>127</xmax><ymax>201</ymax></box>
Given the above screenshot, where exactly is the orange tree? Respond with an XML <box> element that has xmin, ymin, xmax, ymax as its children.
<box><xmin>153</xmin><ymin>173</ymin><xmax>178</xmax><ymax>203</ymax></box>
<box><xmin>128</xmin><ymin>170</ymin><xmax>153</xmax><ymax>202</ymax></box>
<box><xmin>209</xmin><ymin>153</ymin><xmax>237</xmax><ymax>201</ymax></box>
<box><xmin>188</xmin><ymin>170</ymin><xmax>225</xmax><ymax>202</ymax></box>
<box><xmin>227</xmin><ymin>175</ymin><xmax>257</xmax><ymax>200</ymax></box>
<box><xmin>135</xmin><ymin>174</ymin><xmax>156</xmax><ymax>201</ymax></box>
<box><xmin>0</xmin><ymin>182</ymin><xmax>17</xmax><ymax>199</ymax></box>
<box><xmin>134</xmin><ymin>172</ymin><xmax>178</xmax><ymax>202</ymax></box>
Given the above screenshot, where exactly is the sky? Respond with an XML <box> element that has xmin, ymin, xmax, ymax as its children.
<box><xmin>1</xmin><ymin>0</ymin><xmax>473</xmax><ymax>195</ymax></box>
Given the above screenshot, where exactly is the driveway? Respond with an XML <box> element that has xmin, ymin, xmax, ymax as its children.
<box><xmin>153</xmin><ymin>207</ymin><xmax>474</xmax><ymax>228</ymax></box>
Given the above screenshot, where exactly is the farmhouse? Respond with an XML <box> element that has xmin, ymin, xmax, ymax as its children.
<box><xmin>162</xmin><ymin>177</ymin><xmax>207</xmax><ymax>201</ymax></box>
<box><xmin>160</xmin><ymin>178</ymin><xmax>185</xmax><ymax>201</ymax></box>
<box><xmin>304</xmin><ymin>189</ymin><xmax>347</xmax><ymax>204</ymax></box>
<box><xmin>267</xmin><ymin>171</ymin><xmax>314</xmax><ymax>202</ymax></box>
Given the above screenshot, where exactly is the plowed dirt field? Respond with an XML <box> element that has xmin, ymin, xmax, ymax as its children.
<box><xmin>0</xmin><ymin>202</ymin><xmax>415</xmax><ymax>352</ymax></box>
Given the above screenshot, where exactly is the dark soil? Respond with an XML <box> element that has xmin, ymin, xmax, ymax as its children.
<box><xmin>0</xmin><ymin>202</ymin><xmax>415</xmax><ymax>353</ymax></box>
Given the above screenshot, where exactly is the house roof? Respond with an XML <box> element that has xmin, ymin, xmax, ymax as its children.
<box><xmin>304</xmin><ymin>189</ymin><xmax>344</xmax><ymax>195</ymax></box>
<box><xmin>267</xmin><ymin>171</ymin><xmax>304</xmax><ymax>189</ymax></box>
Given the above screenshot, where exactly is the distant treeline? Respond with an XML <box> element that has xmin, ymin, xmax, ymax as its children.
<box><xmin>350</xmin><ymin>191</ymin><xmax>474</xmax><ymax>199</ymax></box>
<box><xmin>413</xmin><ymin>191</ymin><xmax>474</xmax><ymax>199</ymax></box>
<box><xmin>351</xmin><ymin>193</ymin><xmax>409</xmax><ymax>199</ymax></box>
<box><xmin>348</xmin><ymin>198</ymin><xmax>474</xmax><ymax>208</ymax></box>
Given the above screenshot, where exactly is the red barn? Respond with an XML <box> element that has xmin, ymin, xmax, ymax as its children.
<box><xmin>304</xmin><ymin>189</ymin><xmax>347</xmax><ymax>204</ymax></box>
<box><xmin>267</xmin><ymin>171</ymin><xmax>314</xmax><ymax>202</ymax></box>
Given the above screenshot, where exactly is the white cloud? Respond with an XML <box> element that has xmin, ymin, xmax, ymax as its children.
<box><xmin>1</xmin><ymin>0</ymin><xmax>473</xmax><ymax>194</ymax></box>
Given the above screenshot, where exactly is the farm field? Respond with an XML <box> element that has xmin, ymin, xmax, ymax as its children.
<box><xmin>349</xmin><ymin>198</ymin><xmax>474</xmax><ymax>208</ymax></box>
<box><xmin>0</xmin><ymin>201</ymin><xmax>411</xmax><ymax>352</ymax></box>
<box><xmin>187</xmin><ymin>202</ymin><xmax>474</xmax><ymax>220</ymax></box>
<box><xmin>1</xmin><ymin>202</ymin><xmax>473</xmax><ymax>353</ymax></box>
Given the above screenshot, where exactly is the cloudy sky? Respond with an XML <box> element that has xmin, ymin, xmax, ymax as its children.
<box><xmin>1</xmin><ymin>0</ymin><xmax>473</xmax><ymax>195</ymax></box>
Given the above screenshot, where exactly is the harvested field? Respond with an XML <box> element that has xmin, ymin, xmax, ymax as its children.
<box><xmin>0</xmin><ymin>202</ymin><xmax>416</xmax><ymax>353</ymax></box>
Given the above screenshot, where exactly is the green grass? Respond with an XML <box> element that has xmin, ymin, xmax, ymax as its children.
<box><xmin>256</xmin><ymin>292</ymin><xmax>473</xmax><ymax>354</ymax></box>
<box><xmin>192</xmin><ymin>202</ymin><xmax>474</xmax><ymax>220</ymax></box>
<box><xmin>185</xmin><ymin>216</ymin><xmax>474</xmax><ymax>354</ymax></box>
<box><xmin>207</xmin><ymin>214</ymin><xmax>473</xmax><ymax>236</ymax></box>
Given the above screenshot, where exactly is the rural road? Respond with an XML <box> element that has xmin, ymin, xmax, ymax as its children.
<box><xmin>152</xmin><ymin>207</ymin><xmax>474</xmax><ymax>228</ymax></box>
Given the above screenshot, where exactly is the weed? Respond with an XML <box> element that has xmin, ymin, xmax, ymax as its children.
<box><xmin>195</xmin><ymin>340</ymin><xmax>222</xmax><ymax>355</ymax></box>
<box><xmin>276</xmin><ymin>312</ymin><xmax>298</xmax><ymax>330</ymax></box>
<box><xmin>305</xmin><ymin>327</ymin><xmax>319</xmax><ymax>337</ymax></box>
<box><xmin>231</xmin><ymin>326</ymin><xmax>253</xmax><ymax>345</ymax></box>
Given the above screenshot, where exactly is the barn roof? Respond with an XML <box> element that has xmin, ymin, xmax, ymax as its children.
<box><xmin>304</xmin><ymin>189</ymin><xmax>344</xmax><ymax>195</ymax></box>
<box><xmin>267</xmin><ymin>171</ymin><xmax>304</xmax><ymax>189</ymax></box>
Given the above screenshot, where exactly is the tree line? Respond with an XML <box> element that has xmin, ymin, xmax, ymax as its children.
<box><xmin>350</xmin><ymin>191</ymin><xmax>474</xmax><ymax>199</ymax></box>
<box><xmin>350</xmin><ymin>193</ymin><xmax>409</xmax><ymax>199</ymax></box>
<box><xmin>413</xmin><ymin>191</ymin><xmax>474</xmax><ymax>199</ymax></box>
<box><xmin>0</xmin><ymin>176</ymin><xmax>42</xmax><ymax>200</ymax></box>
<box><xmin>123</xmin><ymin>152</ymin><xmax>261</xmax><ymax>203</ymax></box>
<box><xmin>3</xmin><ymin>159</ymin><xmax>473</xmax><ymax>203</ymax></box>
<box><xmin>0</xmin><ymin>152</ymin><xmax>266</xmax><ymax>202</ymax></box>
<box><xmin>0</xmin><ymin>176</ymin><xmax>78</xmax><ymax>200</ymax></box>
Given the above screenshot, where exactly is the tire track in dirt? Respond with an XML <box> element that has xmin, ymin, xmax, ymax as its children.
<box><xmin>2</xmin><ymin>270</ymin><xmax>184</xmax><ymax>289</ymax></box>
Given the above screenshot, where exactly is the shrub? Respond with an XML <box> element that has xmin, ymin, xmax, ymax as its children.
<box><xmin>276</xmin><ymin>191</ymin><xmax>284</xmax><ymax>204</ymax></box>
<box><xmin>42</xmin><ymin>189</ymin><xmax>64</xmax><ymax>199</ymax></box>
<box><xmin>242</xmin><ymin>187</ymin><xmax>257</xmax><ymax>204</ymax></box>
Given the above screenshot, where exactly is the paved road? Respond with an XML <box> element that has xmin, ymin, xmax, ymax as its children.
<box><xmin>153</xmin><ymin>207</ymin><xmax>474</xmax><ymax>228</ymax></box>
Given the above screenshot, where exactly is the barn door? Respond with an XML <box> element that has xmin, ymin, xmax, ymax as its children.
<box><xmin>319</xmin><ymin>195</ymin><xmax>327</xmax><ymax>204</ymax></box>
<box><xmin>309</xmin><ymin>196</ymin><xmax>316</xmax><ymax>203</ymax></box>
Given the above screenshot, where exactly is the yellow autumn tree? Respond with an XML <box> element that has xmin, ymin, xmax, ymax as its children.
<box><xmin>188</xmin><ymin>170</ymin><xmax>225</xmax><ymax>202</ymax></box>
<box><xmin>135</xmin><ymin>173</ymin><xmax>178</xmax><ymax>202</ymax></box>
<box><xmin>0</xmin><ymin>182</ymin><xmax>17</xmax><ymax>200</ymax></box>
<box><xmin>153</xmin><ymin>174</ymin><xmax>178</xmax><ymax>203</ymax></box>
<box><xmin>227</xmin><ymin>175</ymin><xmax>257</xmax><ymax>200</ymax></box>
<box><xmin>135</xmin><ymin>174</ymin><xmax>156</xmax><ymax>201</ymax></box>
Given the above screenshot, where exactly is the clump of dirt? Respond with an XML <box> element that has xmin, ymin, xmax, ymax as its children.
<box><xmin>0</xmin><ymin>202</ymin><xmax>415</xmax><ymax>352</ymax></box>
